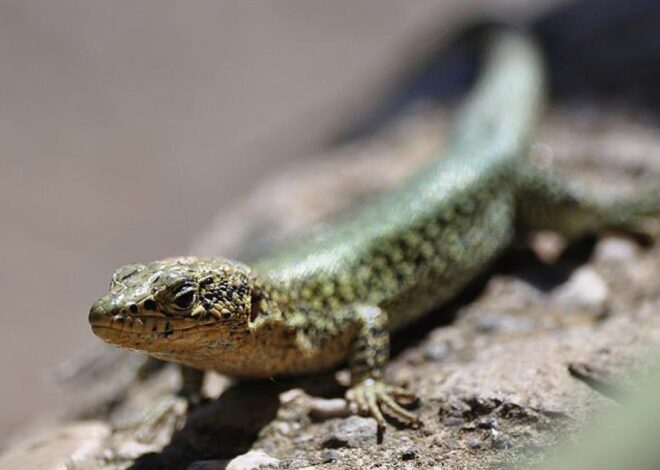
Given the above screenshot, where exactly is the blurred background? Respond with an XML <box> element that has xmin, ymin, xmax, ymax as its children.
<box><xmin>0</xmin><ymin>0</ymin><xmax>618</xmax><ymax>442</ymax></box>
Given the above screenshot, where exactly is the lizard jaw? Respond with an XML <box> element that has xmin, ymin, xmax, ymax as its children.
<box><xmin>89</xmin><ymin>301</ymin><xmax>216</xmax><ymax>350</ymax></box>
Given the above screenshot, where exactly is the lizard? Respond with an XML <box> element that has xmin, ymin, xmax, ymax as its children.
<box><xmin>88</xmin><ymin>30</ymin><xmax>660</xmax><ymax>437</ymax></box>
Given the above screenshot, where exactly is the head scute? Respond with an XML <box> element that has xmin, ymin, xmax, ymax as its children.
<box><xmin>110</xmin><ymin>263</ymin><xmax>146</xmax><ymax>288</ymax></box>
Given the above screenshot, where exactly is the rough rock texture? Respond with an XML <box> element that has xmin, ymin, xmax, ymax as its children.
<box><xmin>4</xmin><ymin>103</ymin><xmax>660</xmax><ymax>469</ymax></box>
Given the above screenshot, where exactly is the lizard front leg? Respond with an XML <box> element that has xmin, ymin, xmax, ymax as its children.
<box><xmin>124</xmin><ymin>365</ymin><xmax>205</xmax><ymax>443</ymax></box>
<box><xmin>342</xmin><ymin>305</ymin><xmax>421</xmax><ymax>436</ymax></box>
<box><xmin>179</xmin><ymin>365</ymin><xmax>205</xmax><ymax>405</ymax></box>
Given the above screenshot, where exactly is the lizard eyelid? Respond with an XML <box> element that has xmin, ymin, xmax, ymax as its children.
<box><xmin>174</xmin><ymin>290</ymin><xmax>196</xmax><ymax>309</ymax></box>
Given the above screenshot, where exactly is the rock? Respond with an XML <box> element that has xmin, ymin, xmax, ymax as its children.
<box><xmin>275</xmin><ymin>388</ymin><xmax>312</xmax><ymax>426</ymax></box>
<box><xmin>113</xmin><ymin>440</ymin><xmax>161</xmax><ymax>460</ymax></box>
<box><xmin>595</xmin><ymin>237</ymin><xmax>637</xmax><ymax>261</ymax></box>
<box><xmin>529</xmin><ymin>231</ymin><xmax>566</xmax><ymax>263</ymax></box>
<box><xmin>423</xmin><ymin>342</ymin><xmax>451</xmax><ymax>362</ymax></box>
<box><xmin>279</xmin><ymin>388</ymin><xmax>308</xmax><ymax>405</ymax></box>
<box><xmin>204</xmin><ymin>371</ymin><xmax>232</xmax><ymax>398</ymax></box>
<box><xmin>445</xmin><ymin>438</ymin><xmax>461</xmax><ymax>450</ymax></box>
<box><xmin>467</xmin><ymin>439</ymin><xmax>482</xmax><ymax>449</ymax></box>
<box><xmin>226</xmin><ymin>450</ymin><xmax>280</xmax><ymax>470</ymax></box>
<box><xmin>401</xmin><ymin>448</ymin><xmax>418</xmax><ymax>461</ymax></box>
<box><xmin>0</xmin><ymin>421</ymin><xmax>110</xmax><ymax>469</ymax></box>
<box><xmin>554</xmin><ymin>267</ymin><xmax>609</xmax><ymax>309</ymax></box>
<box><xmin>477</xmin><ymin>417</ymin><xmax>498</xmax><ymax>430</ymax></box>
<box><xmin>321</xmin><ymin>450</ymin><xmax>338</xmax><ymax>463</ymax></box>
<box><xmin>474</xmin><ymin>312</ymin><xmax>535</xmax><ymax>334</ymax></box>
<box><xmin>321</xmin><ymin>416</ymin><xmax>378</xmax><ymax>448</ymax></box>
<box><xmin>488</xmin><ymin>429</ymin><xmax>512</xmax><ymax>450</ymax></box>
<box><xmin>443</xmin><ymin>416</ymin><xmax>464</xmax><ymax>427</ymax></box>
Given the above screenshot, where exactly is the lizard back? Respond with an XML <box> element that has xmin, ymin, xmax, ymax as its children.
<box><xmin>255</xmin><ymin>31</ymin><xmax>545</xmax><ymax>330</ymax></box>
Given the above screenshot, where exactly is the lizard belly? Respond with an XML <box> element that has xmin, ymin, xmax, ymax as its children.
<box><xmin>151</xmin><ymin>319</ymin><xmax>355</xmax><ymax>378</ymax></box>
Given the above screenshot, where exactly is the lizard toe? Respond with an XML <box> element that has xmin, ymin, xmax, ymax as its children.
<box><xmin>347</xmin><ymin>379</ymin><xmax>422</xmax><ymax>433</ymax></box>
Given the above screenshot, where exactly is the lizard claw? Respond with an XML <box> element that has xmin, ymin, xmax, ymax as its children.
<box><xmin>346</xmin><ymin>379</ymin><xmax>422</xmax><ymax>441</ymax></box>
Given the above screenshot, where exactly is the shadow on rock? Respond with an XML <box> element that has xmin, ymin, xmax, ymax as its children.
<box><xmin>502</xmin><ymin>237</ymin><xmax>597</xmax><ymax>293</ymax></box>
<box><xmin>129</xmin><ymin>382</ymin><xmax>280</xmax><ymax>470</ymax></box>
<box><xmin>390</xmin><ymin>236</ymin><xmax>601</xmax><ymax>355</ymax></box>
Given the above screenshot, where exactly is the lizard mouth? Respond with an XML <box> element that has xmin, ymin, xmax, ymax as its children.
<box><xmin>89</xmin><ymin>303</ymin><xmax>217</xmax><ymax>348</ymax></box>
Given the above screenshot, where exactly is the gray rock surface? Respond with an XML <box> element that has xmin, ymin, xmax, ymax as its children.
<box><xmin>321</xmin><ymin>416</ymin><xmax>379</xmax><ymax>449</ymax></box>
<box><xmin>553</xmin><ymin>267</ymin><xmax>609</xmax><ymax>310</ymax></box>
<box><xmin>226</xmin><ymin>450</ymin><xmax>280</xmax><ymax>470</ymax></box>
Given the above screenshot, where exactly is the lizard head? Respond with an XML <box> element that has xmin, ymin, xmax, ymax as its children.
<box><xmin>89</xmin><ymin>256</ymin><xmax>256</xmax><ymax>354</ymax></box>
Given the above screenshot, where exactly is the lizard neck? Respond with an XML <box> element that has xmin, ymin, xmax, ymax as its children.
<box><xmin>248</xmin><ymin>271</ymin><xmax>290</xmax><ymax>323</ymax></box>
<box><xmin>149</xmin><ymin>271</ymin><xmax>347</xmax><ymax>378</ymax></box>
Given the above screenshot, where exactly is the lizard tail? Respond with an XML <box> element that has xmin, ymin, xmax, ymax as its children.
<box><xmin>444</xmin><ymin>28</ymin><xmax>545</xmax><ymax>160</ymax></box>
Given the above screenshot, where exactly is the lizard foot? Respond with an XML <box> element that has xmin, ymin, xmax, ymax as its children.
<box><xmin>346</xmin><ymin>378</ymin><xmax>422</xmax><ymax>441</ymax></box>
<box><xmin>116</xmin><ymin>394</ymin><xmax>190</xmax><ymax>444</ymax></box>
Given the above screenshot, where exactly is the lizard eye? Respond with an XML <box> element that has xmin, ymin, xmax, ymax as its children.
<box><xmin>172</xmin><ymin>285</ymin><xmax>196</xmax><ymax>310</ymax></box>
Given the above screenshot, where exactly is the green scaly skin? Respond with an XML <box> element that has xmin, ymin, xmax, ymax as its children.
<box><xmin>88</xmin><ymin>31</ymin><xmax>660</xmax><ymax>435</ymax></box>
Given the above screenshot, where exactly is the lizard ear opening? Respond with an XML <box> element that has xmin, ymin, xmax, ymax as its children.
<box><xmin>249</xmin><ymin>292</ymin><xmax>265</xmax><ymax>324</ymax></box>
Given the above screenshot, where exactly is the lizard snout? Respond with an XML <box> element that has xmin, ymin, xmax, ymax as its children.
<box><xmin>89</xmin><ymin>296</ymin><xmax>115</xmax><ymax>326</ymax></box>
